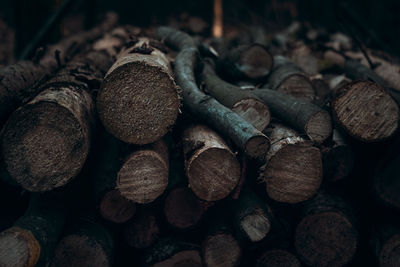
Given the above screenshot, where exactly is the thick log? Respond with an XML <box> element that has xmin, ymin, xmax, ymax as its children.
<box><xmin>182</xmin><ymin>124</ymin><xmax>241</xmax><ymax>201</ymax></box>
<box><xmin>260</xmin><ymin>123</ymin><xmax>322</xmax><ymax>203</ymax></box>
<box><xmin>294</xmin><ymin>192</ymin><xmax>358</xmax><ymax>267</ymax></box>
<box><xmin>1</xmin><ymin>28</ymin><xmax>131</xmax><ymax>192</ymax></box>
<box><xmin>252</xmin><ymin>88</ymin><xmax>332</xmax><ymax>144</ymax></box>
<box><xmin>201</xmin><ymin>63</ymin><xmax>271</xmax><ymax>131</ymax></box>
<box><xmin>97</xmin><ymin>38</ymin><xmax>180</xmax><ymax>145</ymax></box>
<box><xmin>332</xmin><ymin>81</ymin><xmax>399</xmax><ymax>142</ymax></box>
<box><xmin>256</xmin><ymin>250</ymin><xmax>301</xmax><ymax>267</ymax></box>
<box><xmin>231</xmin><ymin>186</ymin><xmax>272</xmax><ymax>242</ymax></box>
<box><xmin>123</xmin><ymin>208</ymin><xmax>160</xmax><ymax>249</ymax></box>
<box><xmin>50</xmin><ymin>219</ymin><xmax>114</xmax><ymax>267</ymax></box>
<box><xmin>156</xmin><ymin>26</ymin><xmax>270</xmax><ymax>160</ymax></box>
<box><xmin>217</xmin><ymin>44</ymin><xmax>273</xmax><ymax>82</ymax></box>
<box><xmin>144</xmin><ymin>238</ymin><xmax>202</xmax><ymax>267</ymax></box>
<box><xmin>0</xmin><ymin>194</ymin><xmax>65</xmax><ymax>267</ymax></box>
<box><xmin>117</xmin><ymin>139</ymin><xmax>169</xmax><ymax>204</ymax></box>
<box><xmin>266</xmin><ymin>55</ymin><xmax>315</xmax><ymax>101</ymax></box>
<box><xmin>371</xmin><ymin>224</ymin><xmax>400</xmax><ymax>267</ymax></box>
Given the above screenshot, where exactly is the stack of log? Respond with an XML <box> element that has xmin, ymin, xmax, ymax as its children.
<box><xmin>0</xmin><ymin>16</ymin><xmax>400</xmax><ymax>267</ymax></box>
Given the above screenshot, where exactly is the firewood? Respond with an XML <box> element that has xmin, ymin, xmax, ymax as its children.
<box><xmin>123</xmin><ymin>208</ymin><xmax>160</xmax><ymax>249</ymax></box>
<box><xmin>117</xmin><ymin>139</ymin><xmax>169</xmax><ymax>204</ymax></box>
<box><xmin>266</xmin><ymin>55</ymin><xmax>315</xmax><ymax>101</ymax></box>
<box><xmin>156</xmin><ymin>26</ymin><xmax>270</xmax><ymax>160</ymax></box>
<box><xmin>182</xmin><ymin>124</ymin><xmax>241</xmax><ymax>201</ymax></box>
<box><xmin>332</xmin><ymin>81</ymin><xmax>399</xmax><ymax>142</ymax></box>
<box><xmin>217</xmin><ymin>44</ymin><xmax>274</xmax><ymax>82</ymax></box>
<box><xmin>201</xmin><ymin>63</ymin><xmax>271</xmax><ymax>131</ymax></box>
<box><xmin>256</xmin><ymin>249</ymin><xmax>301</xmax><ymax>267</ymax></box>
<box><xmin>231</xmin><ymin>186</ymin><xmax>272</xmax><ymax>242</ymax></box>
<box><xmin>259</xmin><ymin>123</ymin><xmax>322</xmax><ymax>203</ymax></box>
<box><xmin>0</xmin><ymin>194</ymin><xmax>65</xmax><ymax>267</ymax></box>
<box><xmin>97</xmin><ymin>38</ymin><xmax>181</xmax><ymax>145</ymax></box>
<box><xmin>1</xmin><ymin>27</ymin><xmax>131</xmax><ymax>192</ymax></box>
<box><xmin>370</xmin><ymin>223</ymin><xmax>400</xmax><ymax>267</ymax></box>
<box><xmin>0</xmin><ymin>14</ymin><xmax>117</xmax><ymax>128</ymax></box>
<box><xmin>50</xmin><ymin>219</ymin><xmax>114</xmax><ymax>267</ymax></box>
<box><xmin>99</xmin><ymin>189</ymin><xmax>136</xmax><ymax>224</ymax></box>
<box><xmin>144</xmin><ymin>238</ymin><xmax>202</xmax><ymax>267</ymax></box>
<box><xmin>294</xmin><ymin>192</ymin><xmax>358</xmax><ymax>267</ymax></box>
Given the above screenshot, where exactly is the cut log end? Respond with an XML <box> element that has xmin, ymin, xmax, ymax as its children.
<box><xmin>305</xmin><ymin>110</ymin><xmax>332</xmax><ymax>144</ymax></box>
<box><xmin>98</xmin><ymin>61</ymin><xmax>180</xmax><ymax>145</ymax></box>
<box><xmin>379</xmin><ymin>234</ymin><xmax>400</xmax><ymax>267</ymax></box>
<box><xmin>232</xmin><ymin>98</ymin><xmax>271</xmax><ymax>131</ymax></box>
<box><xmin>152</xmin><ymin>250</ymin><xmax>202</xmax><ymax>267</ymax></box>
<box><xmin>0</xmin><ymin>227</ymin><xmax>41</xmax><ymax>267</ymax></box>
<box><xmin>264</xmin><ymin>144</ymin><xmax>322</xmax><ymax>203</ymax></box>
<box><xmin>164</xmin><ymin>187</ymin><xmax>204</xmax><ymax>229</ymax></box>
<box><xmin>295</xmin><ymin>211</ymin><xmax>358</xmax><ymax>267</ymax></box>
<box><xmin>374</xmin><ymin>156</ymin><xmax>400</xmax><ymax>209</ymax></box>
<box><xmin>239</xmin><ymin>44</ymin><xmax>274</xmax><ymax>80</ymax></box>
<box><xmin>123</xmin><ymin>211</ymin><xmax>160</xmax><ymax>249</ymax></box>
<box><xmin>245</xmin><ymin>134</ymin><xmax>270</xmax><ymax>160</ymax></box>
<box><xmin>332</xmin><ymin>81</ymin><xmax>399</xmax><ymax>142</ymax></box>
<box><xmin>202</xmin><ymin>233</ymin><xmax>241</xmax><ymax>267</ymax></box>
<box><xmin>51</xmin><ymin>234</ymin><xmax>110</xmax><ymax>267</ymax></box>
<box><xmin>256</xmin><ymin>250</ymin><xmax>301</xmax><ymax>267</ymax></box>
<box><xmin>2</xmin><ymin>101</ymin><xmax>88</xmax><ymax>192</ymax></box>
<box><xmin>323</xmin><ymin>145</ymin><xmax>354</xmax><ymax>182</ymax></box>
<box><xmin>99</xmin><ymin>189</ymin><xmax>136</xmax><ymax>223</ymax></box>
<box><xmin>240</xmin><ymin>209</ymin><xmax>271</xmax><ymax>242</ymax></box>
<box><xmin>117</xmin><ymin>150</ymin><xmax>168</xmax><ymax>204</ymax></box>
<box><xmin>277</xmin><ymin>74</ymin><xmax>315</xmax><ymax>101</ymax></box>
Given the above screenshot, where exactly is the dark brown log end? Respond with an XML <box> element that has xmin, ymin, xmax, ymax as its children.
<box><xmin>164</xmin><ymin>187</ymin><xmax>205</xmax><ymax>229</ymax></box>
<box><xmin>305</xmin><ymin>110</ymin><xmax>332</xmax><ymax>144</ymax></box>
<box><xmin>256</xmin><ymin>249</ymin><xmax>301</xmax><ymax>267</ymax></box>
<box><xmin>2</xmin><ymin>101</ymin><xmax>89</xmax><ymax>192</ymax></box>
<box><xmin>323</xmin><ymin>145</ymin><xmax>354</xmax><ymax>182</ymax></box>
<box><xmin>263</xmin><ymin>144</ymin><xmax>322</xmax><ymax>203</ymax></box>
<box><xmin>232</xmin><ymin>98</ymin><xmax>271</xmax><ymax>131</ymax></box>
<box><xmin>379</xmin><ymin>234</ymin><xmax>400</xmax><ymax>267</ymax></box>
<box><xmin>117</xmin><ymin>150</ymin><xmax>168</xmax><ymax>204</ymax></box>
<box><xmin>240</xmin><ymin>208</ymin><xmax>271</xmax><ymax>242</ymax></box>
<box><xmin>239</xmin><ymin>44</ymin><xmax>274</xmax><ymax>80</ymax></box>
<box><xmin>51</xmin><ymin>234</ymin><xmax>111</xmax><ymax>267</ymax></box>
<box><xmin>123</xmin><ymin>211</ymin><xmax>160</xmax><ymax>249</ymax></box>
<box><xmin>0</xmin><ymin>227</ymin><xmax>41</xmax><ymax>267</ymax></box>
<box><xmin>245</xmin><ymin>134</ymin><xmax>270</xmax><ymax>161</ymax></box>
<box><xmin>332</xmin><ymin>81</ymin><xmax>399</xmax><ymax>142</ymax></box>
<box><xmin>202</xmin><ymin>233</ymin><xmax>241</xmax><ymax>267</ymax></box>
<box><xmin>152</xmin><ymin>250</ymin><xmax>202</xmax><ymax>267</ymax></box>
<box><xmin>99</xmin><ymin>189</ymin><xmax>136</xmax><ymax>223</ymax></box>
<box><xmin>97</xmin><ymin>60</ymin><xmax>180</xmax><ymax>145</ymax></box>
<box><xmin>295</xmin><ymin>211</ymin><xmax>358</xmax><ymax>267</ymax></box>
<box><xmin>277</xmin><ymin>74</ymin><xmax>315</xmax><ymax>101</ymax></box>
<box><xmin>374</xmin><ymin>156</ymin><xmax>400</xmax><ymax>209</ymax></box>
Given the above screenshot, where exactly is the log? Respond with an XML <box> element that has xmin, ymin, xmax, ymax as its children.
<box><xmin>123</xmin><ymin>208</ymin><xmax>160</xmax><ymax>249</ymax></box>
<box><xmin>371</xmin><ymin>224</ymin><xmax>400</xmax><ymax>267</ymax></box>
<box><xmin>50</xmin><ymin>219</ymin><xmax>114</xmax><ymax>267</ymax></box>
<box><xmin>217</xmin><ymin>44</ymin><xmax>274</xmax><ymax>82</ymax></box>
<box><xmin>0</xmin><ymin>14</ymin><xmax>117</xmax><ymax>128</ymax></box>
<box><xmin>97</xmin><ymin>37</ymin><xmax>181</xmax><ymax>145</ymax></box>
<box><xmin>294</xmin><ymin>192</ymin><xmax>358</xmax><ymax>267</ymax></box>
<box><xmin>266</xmin><ymin>55</ymin><xmax>315</xmax><ymax>101</ymax></box>
<box><xmin>0</xmin><ymin>18</ymin><xmax>14</xmax><ymax>66</ymax></box>
<box><xmin>116</xmin><ymin>139</ymin><xmax>169</xmax><ymax>204</ymax></box>
<box><xmin>231</xmin><ymin>186</ymin><xmax>272</xmax><ymax>242</ymax></box>
<box><xmin>156</xmin><ymin>26</ymin><xmax>270</xmax><ymax>160</ymax></box>
<box><xmin>201</xmin><ymin>63</ymin><xmax>271</xmax><ymax>131</ymax></box>
<box><xmin>260</xmin><ymin>123</ymin><xmax>322</xmax><ymax>203</ymax></box>
<box><xmin>182</xmin><ymin>124</ymin><xmax>241</xmax><ymax>201</ymax></box>
<box><xmin>252</xmin><ymin>88</ymin><xmax>332</xmax><ymax>144</ymax></box>
<box><xmin>256</xmin><ymin>249</ymin><xmax>301</xmax><ymax>267</ymax></box>
<box><xmin>332</xmin><ymin>81</ymin><xmax>399</xmax><ymax>142</ymax></box>
<box><xmin>1</xmin><ymin>27</ymin><xmax>131</xmax><ymax>191</ymax></box>
<box><xmin>144</xmin><ymin>238</ymin><xmax>202</xmax><ymax>267</ymax></box>
<box><xmin>99</xmin><ymin>189</ymin><xmax>136</xmax><ymax>224</ymax></box>
<box><xmin>0</xmin><ymin>194</ymin><xmax>65</xmax><ymax>267</ymax></box>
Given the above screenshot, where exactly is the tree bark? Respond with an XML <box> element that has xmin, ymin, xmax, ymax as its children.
<box><xmin>260</xmin><ymin>123</ymin><xmax>322</xmax><ymax>203</ymax></box>
<box><xmin>332</xmin><ymin>81</ymin><xmax>399</xmax><ymax>142</ymax></box>
<box><xmin>156</xmin><ymin>26</ymin><xmax>270</xmax><ymax>160</ymax></box>
<box><xmin>182</xmin><ymin>124</ymin><xmax>241</xmax><ymax>201</ymax></box>
<box><xmin>97</xmin><ymin>37</ymin><xmax>181</xmax><ymax>145</ymax></box>
<box><xmin>201</xmin><ymin>63</ymin><xmax>271</xmax><ymax>131</ymax></box>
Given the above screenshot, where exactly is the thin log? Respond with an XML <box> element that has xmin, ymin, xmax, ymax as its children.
<box><xmin>156</xmin><ymin>26</ymin><xmax>270</xmax><ymax>160</ymax></box>
<box><xmin>332</xmin><ymin>81</ymin><xmax>399</xmax><ymax>142</ymax></box>
<box><xmin>260</xmin><ymin>123</ymin><xmax>322</xmax><ymax>203</ymax></box>
<box><xmin>182</xmin><ymin>124</ymin><xmax>241</xmax><ymax>201</ymax></box>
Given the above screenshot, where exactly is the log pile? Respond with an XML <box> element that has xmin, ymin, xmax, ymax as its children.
<box><xmin>0</xmin><ymin>15</ymin><xmax>400</xmax><ymax>267</ymax></box>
